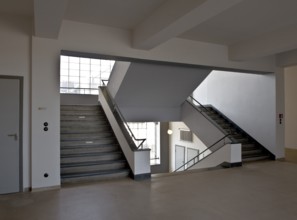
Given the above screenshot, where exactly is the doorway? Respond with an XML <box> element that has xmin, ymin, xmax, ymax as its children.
<box><xmin>0</xmin><ymin>76</ymin><xmax>23</xmax><ymax>194</ymax></box>
<box><xmin>175</xmin><ymin>145</ymin><xmax>185</xmax><ymax>171</ymax></box>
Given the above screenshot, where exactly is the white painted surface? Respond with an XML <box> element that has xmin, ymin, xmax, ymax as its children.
<box><xmin>0</xmin><ymin>78</ymin><xmax>20</xmax><ymax>194</ymax></box>
<box><xmin>181</xmin><ymin>101</ymin><xmax>228</xmax><ymax>146</ymax></box>
<box><xmin>194</xmin><ymin>70</ymin><xmax>276</xmax><ymax>156</ymax></box>
<box><xmin>0</xmin><ymin>14</ymin><xmax>31</xmax><ymax>190</ymax></box>
<box><xmin>284</xmin><ymin>66</ymin><xmax>297</xmax><ymax>149</ymax></box>
<box><xmin>99</xmin><ymin>88</ymin><xmax>151</xmax><ymax>175</ymax></box>
<box><xmin>188</xmin><ymin>143</ymin><xmax>241</xmax><ymax>170</ymax></box>
<box><xmin>31</xmin><ymin>37</ymin><xmax>61</xmax><ymax>189</ymax></box>
<box><xmin>107</xmin><ymin>61</ymin><xmax>131</xmax><ymax>99</ymax></box>
<box><xmin>169</xmin><ymin>122</ymin><xmax>207</xmax><ymax>172</ymax></box>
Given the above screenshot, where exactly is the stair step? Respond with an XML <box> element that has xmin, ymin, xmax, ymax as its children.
<box><xmin>61</xmin><ymin>160</ymin><xmax>128</xmax><ymax>174</ymax></box>
<box><xmin>61</xmin><ymin>132</ymin><xmax>114</xmax><ymax>141</ymax></box>
<box><xmin>242</xmin><ymin>155</ymin><xmax>270</xmax><ymax>162</ymax></box>
<box><xmin>61</xmin><ymin>125</ymin><xmax>112</xmax><ymax>134</ymax></box>
<box><xmin>61</xmin><ymin>115</ymin><xmax>106</xmax><ymax>121</ymax></box>
<box><xmin>61</xmin><ymin>139</ymin><xmax>118</xmax><ymax>147</ymax></box>
<box><xmin>61</xmin><ymin>110</ymin><xmax>104</xmax><ymax>116</ymax></box>
<box><xmin>242</xmin><ymin>149</ymin><xmax>263</xmax><ymax>156</ymax></box>
<box><xmin>61</xmin><ymin>105</ymin><xmax>101</xmax><ymax>111</ymax></box>
<box><xmin>61</xmin><ymin>152</ymin><xmax>124</xmax><ymax>164</ymax></box>
<box><xmin>61</xmin><ymin>169</ymin><xmax>130</xmax><ymax>184</ymax></box>
<box><xmin>61</xmin><ymin>120</ymin><xmax>109</xmax><ymax>127</ymax></box>
<box><xmin>61</xmin><ymin>144</ymin><xmax>120</xmax><ymax>154</ymax></box>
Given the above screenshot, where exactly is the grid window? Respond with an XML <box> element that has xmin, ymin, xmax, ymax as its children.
<box><xmin>127</xmin><ymin>122</ymin><xmax>161</xmax><ymax>165</ymax></box>
<box><xmin>60</xmin><ymin>55</ymin><xmax>115</xmax><ymax>94</ymax></box>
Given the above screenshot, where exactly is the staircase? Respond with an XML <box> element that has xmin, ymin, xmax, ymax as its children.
<box><xmin>60</xmin><ymin>105</ymin><xmax>130</xmax><ymax>184</ymax></box>
<box><xmin>202</xmin><ymin>106</ymin><xmax>273</xmax><ymax>163</ymax></box>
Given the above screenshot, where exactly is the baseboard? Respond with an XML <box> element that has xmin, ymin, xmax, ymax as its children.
<box><xmin>285</xmin><ymin>148</ymin><xmax>297</xmax><ymax>163</ymax></box>
<box><xmin>130</xmin><ymin>173</ymin><xmax>151</xmax><ymax>181</ymax></box>
<box><xmin>31</xmin><ymin>185</ymin><xmax>61</xmax><ymax>192</ymax></box>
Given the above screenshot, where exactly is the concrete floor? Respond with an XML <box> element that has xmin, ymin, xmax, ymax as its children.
<box><xmin>1</xmin><ymin>161</ymin><xmax>297</xmax><ymax>220</ymax></box>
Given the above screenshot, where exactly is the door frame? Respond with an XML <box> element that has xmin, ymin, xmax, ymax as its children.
<box><xmin>175</xmin><ymin>145</ymin><xmax>185</xmax><ymax>171</ymax></box>
<box><xmin>0</xmin><ymin>75</ymin><xmax>23</xmax><ymax>192</ymax></box>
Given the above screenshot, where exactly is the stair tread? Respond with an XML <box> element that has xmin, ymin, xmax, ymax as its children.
<box><xmin>61</xmin><ymin>151</ymin><xmax>123</xmax><ymax>158</ymax></box>
<box><xmin>61</xmin><ymin>159</ymin><xmax>127</xmax><ymax>167</ymax></box>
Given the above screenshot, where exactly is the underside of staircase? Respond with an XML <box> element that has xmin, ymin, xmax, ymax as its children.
<box><xmin>60</xmin><ymin>105</ymin><xmax>130</xmax><ymax>184</ymax></box>
<box><xmin>202</xmin><ymin>106</ymin><xmax>274</xmax><ymax>163</ymax></box>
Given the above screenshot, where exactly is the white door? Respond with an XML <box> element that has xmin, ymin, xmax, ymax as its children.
<box><xmin>0</xmin><ymin>77</ymin><xmax>21</xmax><ymax>194</ymax></box>
<box><xmin>187</xmin><ymin>148</ymin><xmax>199</xmax><ymax>168</ymax></box>
<box><xmin>175</xmin><ymin>145</ymin><xmax>185</xmax><ymax>171</ymax></box>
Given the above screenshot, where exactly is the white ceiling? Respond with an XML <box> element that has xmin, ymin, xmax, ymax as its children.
<box><xmin>2</xmin><ymin>0</ymin><xmax>297</xmax><ymax>60</ymax></box>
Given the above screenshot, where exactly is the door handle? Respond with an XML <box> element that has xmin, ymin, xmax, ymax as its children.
<box><xmin>7</xmin><ymin>133</ymin><xmax>18</xmax><ymax>141</ymax></box>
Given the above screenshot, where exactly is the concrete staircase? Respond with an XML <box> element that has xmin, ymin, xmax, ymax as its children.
<box><xmin>60</xmin><ymin>105</ymin><xmax>130</xmax><ymax>184</ymax></box>
<box><xmin>202</xmin><ymin>106</ymin><xmax>273</xmax><ymax>163</ymax></box>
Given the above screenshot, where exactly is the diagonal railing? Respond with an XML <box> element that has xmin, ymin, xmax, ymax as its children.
<box><xmin>99</xmin><ymin>81</ymin><xmax>146</xmax><ymax>149</ymax></box>
<box><xmin>174</xmin><ymin>134</ymin><xmax>232</xmax><ymax>172</ymax></box>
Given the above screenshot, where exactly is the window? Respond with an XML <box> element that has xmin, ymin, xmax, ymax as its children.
<box><xmin>60</xmin><ymin>55</ymin><xmax>115</xmax><ymax>95</ymax></box>
<box><xmin>128</xmin><ymin>122</ymin><xmax>161</xmax><ymax>165</ymax></box>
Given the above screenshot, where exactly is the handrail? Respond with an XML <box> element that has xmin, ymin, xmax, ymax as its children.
<box><xmin>101</xmin><ymin>80</ymin><xmax>109</xmax><ymax>86</ymax></box>
<box><xmin>190</xmin><ymin>96</ymin><xmax>210</xmax><ymax>113</ymax></box>
<box><xmin>174</xmin><ymin>134</ymin><xmax>231</xmax><ymax>172</ymax></box>
<box><xmin>99</xmin><ymin>82</ymin><xmax>146</xmax><ymax>149</ymax></box>
<box><xmin>114</xmin><ymin>104</ymin><xmax>146</xmax><ymax>149</ymax></box>
<box><xmin>186</xmin><ymin>97</ymin><xmax>231</xmax><ymax>136</ymax></box>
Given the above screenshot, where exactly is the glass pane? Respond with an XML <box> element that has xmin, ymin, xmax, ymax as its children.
<box><xmin>60</xmin><ymin>76</ymin><xmax>68</xmax><ymax>87</ymax></box>
<box><xmin>80</xmin><ymin>64</ymin><xmax>90</xmax><ymax>71</ymax></box>
<box><xmin>60</xmin><ymin>62</ymin><xmax>68</xmax><ymax>69</ymax></box>
<box><xmin>61</xmin><ymin>55</ymin><xmax>68</xmax><ymax>63</ymax></box>
<box><xmin>91</xmin><ymin>59</ymin><xmax>100</xmax><ymax>65</ymax></box>
<box><xmin>69</xmin><ymin>63</ymin><xmax>79</xmax><ymax>70</ymax></box>
<box><xmin>80</xmin><ymin>77</ymin><xmax>90</xmax><ymax>84</ymax></box>
<box><xmin>80</xmin><ymin>58</ymin><xmax>90</xmax><ymax>64</ymax></box>
<box><xmin>69</xmin><ymin>56</ymin><xmax>79</xmax><ymax>63</ymax></box>
<box><xmin>60</xmin><ymin>69</ymin><xmax>68</xmax><ymax>76</ymax></box>
<box><xmin>91</xmin><ymin>64</ymin><xmax>100</xmax><ymax>71</ymax></box>
<box><xmin>69</xmin><ymin>69</ymin><xmax>79</xmax><ymax>77</ymax></box>
<box><xmin>80</xmin><ymin>70</ymin><xmax>90</xmax><ymax>78</ymax></box>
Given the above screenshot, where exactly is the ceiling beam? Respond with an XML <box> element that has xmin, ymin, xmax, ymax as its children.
<box><xmin>132</xmin><ymin>0</ymin><xmax>242</xmax><ymax>50</ymax></box>
<box><xmin>229</xmin><ymin>25</ymin><xmax>297</xmax><ymax>61</ymax></box>
<box><xmin>34</xmin><ymin>0</ymin><xmax>68</xmax><ymax>39</ymax></box>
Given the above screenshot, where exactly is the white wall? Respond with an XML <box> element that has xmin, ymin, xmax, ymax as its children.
<box><xmin>0</xmin><ymin>16</ymin><xmax>282</xmax><ymax>190</ymax></box>
<box><xmin>0</xmin><ymin>15</ymin><xmax>31</xmax><ymax>190</ymax></box>
<box><xmin>31</xmin><ymin>37</ymin><xmax>61</xmax><ymax>189</ymax></box>
<box><xmin>284</xmin><ymin>66</ymin><xmax>297</xmax><ymax>149</ymax></box>
<box><xmin>169</xmin><ymin>122</ymin><xmax>207</xmax><ymax>172</ymax></box>
<box><xmin>194</xmin><ymin>70</ymin><xmax>277</xmax><ymax>157</ymax></box>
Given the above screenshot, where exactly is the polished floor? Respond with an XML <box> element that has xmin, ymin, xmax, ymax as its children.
<box><xmin>1</xmin><ymin>161</ymin><xmax>297</xmax><ymax>220</ymax></box>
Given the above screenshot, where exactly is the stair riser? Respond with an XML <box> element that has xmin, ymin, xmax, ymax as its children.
<box><xmin>61</xmin><ymin>127</ymin><xmax>112</xmax><ymax>134</ymax></box>
<box><xmin>61</xmin><ymin>163</ymin><xmax>127</xmax><ymax>174</ymax></box>
<box><xmin>61</xmin><ymin>106</ymin><xmax>101</xmax><ymax>111</ymax></box>
<box><xmin>61</xmin><ymin>111</ymin><xmax>104</xmax><ymax>116</ymax></box>
<box><xmin>61</xmin><ymin>146</ymin><xmax>119</xmax><ymax>155</ymax></box>
<box><xmin>61</xmin><ymin>116</ymin><xmax>106</xmax><ymax>121</ymax></box>
<box><xmin>61</xmin><ymin>133</ymin><xmax>114</xmax><ymax>141</ymax></box>
<box><xmin>61</xmin><ymin>154</ymin><xmax>124</xmax><ymax>164</ymax></box>
<box><xmin>61</xmin><ymin>171</ymin><xmax>129</xmax><ymax>184</ymax></box>
<box><xmin>61</xmin><ymin>139</ymin><xmax>117</xmax><ymax>147</ymax></box>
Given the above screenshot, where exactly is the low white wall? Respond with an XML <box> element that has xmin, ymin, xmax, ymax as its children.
<box><xmin>188</xmin><ymin>143</ymin><xmax>241</xmax><ymax>170</ymax></box>
<box><xmin>99</xmin><ymin>87</ymin><xmax>151</xmax><ymax>175</ymax></box>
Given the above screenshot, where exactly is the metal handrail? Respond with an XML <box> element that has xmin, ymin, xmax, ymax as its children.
<box><xmin>186</xmin><ymin>97</ymin><xmax>231</xmax><ymax>135</ymax></box>
<box><xmin>101</xmin><ymin>80</ymin><xmax>109</xmax><ymax>86</ymax></box>
<box><xmin>100</xmin><ymin>81</ymin><xmax>146</xmax><ymax>149</ymax></box>
<box><xmin>174</xmin><ymin>134</ymin><xmax>231</xmax><ymax>172</ymax></box>
<box><xmin>114</xmin><ymin>104</ymin><xmax>146</xmax><ymax>149</ymax></box>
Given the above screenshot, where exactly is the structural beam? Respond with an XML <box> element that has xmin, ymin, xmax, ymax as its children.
<box><xmin>34</xmin><ymin>0</ymin><xmax>68</xmax><ymax>39</ymax></box>
<box><xmin>229</xmin><ymin>25</ymin><xmax>297</xmax><ymax>61</ymax></box>
<box><xmin>133</xmin><ymin>0</ymin><xmax>242</xmax><ymax>50</ymax></box>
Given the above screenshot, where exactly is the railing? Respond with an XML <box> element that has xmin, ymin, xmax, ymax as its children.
<box><xmin>99</xmin><ymin>82</ymin><xmax>146</xmax><ymax>149</ymax></box>
<box><xmin>174</xmin><ymin>134</ymin><xmax>231</xmax><ymax>172</ymax></box>
<box><xmin>187</xmin><ymin>96</ymin><xmax>232</xmax><ymax>135</ymax></box>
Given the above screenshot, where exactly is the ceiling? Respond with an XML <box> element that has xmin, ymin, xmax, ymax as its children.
<box><xmin>1</xmin><ymin>0</ymin><xmax>297</xmax><ymax>60</ymax></box>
